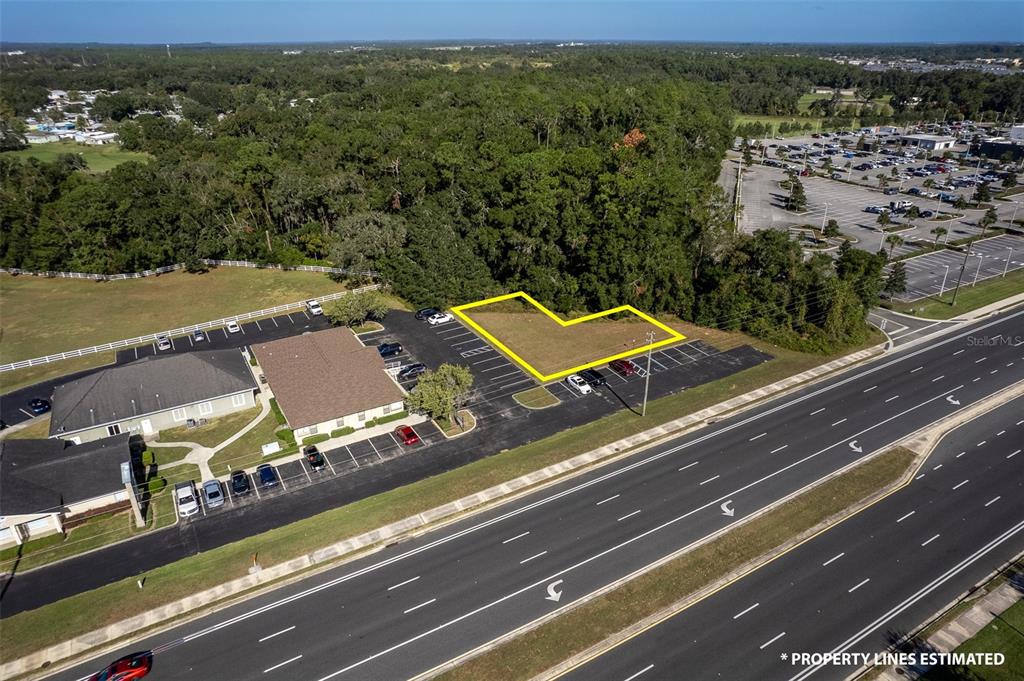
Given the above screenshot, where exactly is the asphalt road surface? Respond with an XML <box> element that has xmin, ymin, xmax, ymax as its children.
<box><xmin>42</xmin><ymin>309</ymin><xmax>1024</xmax><ymax>681</ymax></box>
<box><xmin>560</xmin><ymin>395</ymin><xmax>1024</xmax><ymax>681</ymax></box>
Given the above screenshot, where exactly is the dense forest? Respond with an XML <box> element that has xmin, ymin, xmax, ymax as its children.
<box><xmin>2</xmin><ymin>45</ymin><xmax>1012</xmax><ymax>352</ymax></box>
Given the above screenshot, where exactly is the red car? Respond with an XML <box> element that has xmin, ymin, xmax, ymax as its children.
<box><xmin>395</xmin><ymin>425</ymin><xmax>420</xmax><ymax>445</ymax></box>
<box><xmin>609</xmin><ymin>359</ymin><xmax>637</xmax><ymax>377</ymax></box>
<box><xmin>88</xmin><ymin>652</ymin><xmax>153</xmax><ymax>681</ymax></box>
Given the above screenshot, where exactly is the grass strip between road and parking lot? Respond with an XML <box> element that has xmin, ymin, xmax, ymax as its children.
<box><xmin>0</xmin><ymin>334</ymin><xmax>880</xmax><ymax>663</ymax></box>
<box><xmin>0</xmin><ymin>351</ymin><xmax>117</xmax><ymax>396</ymax></box>
<box><xmin>919</xmin><ymin>598</ymin><xmax>1024</xmax><ymax>681</ymax></box>
<box><xmin>436</xmin><ymin>447</ymin><xmax>918</xmax><ymax>681</ymax></box>
<box><xmin>884</xmin><ymin>267</ymin><xmax>1024</xmax><ymax>320</ymax></box>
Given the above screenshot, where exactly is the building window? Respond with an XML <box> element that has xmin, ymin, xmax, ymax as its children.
<box><xmin>198</xmin><ymin>401</ymin><xmax>213</xmax><ymax>416</ymax></box>
<box><xmin>308</xmin><ymin>425</ymin><xmax>318</xmax><ymax>435</ymax></box>
<box><xmin>383</xmin><ymin>404</ymin><xmax>392</xmax><ymax>415</ymax></box>
<box><xmin>172</xmin><ymin>407</ymin><xmax>188</xmax><ymax>422</ymax></box>
<box><xmin>232</xmin><ymin>393</ymin><xmax>247</xmax><ymax>408</ymax></box>
<box><xmin>107</xmin><ymin>424</ymin><xmax>121</xmax><ymax>436</ymax></box>
<box><xmin>357</xmin><ymin>411</ymin><xmax>367</xmax><ymax>422</ymax></box>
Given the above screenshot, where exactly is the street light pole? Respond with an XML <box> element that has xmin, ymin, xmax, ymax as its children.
<box><xmin>821</xmin><ymin>202</ymin><xmax>830</xmax><ymax>231</ymax></box>
<box><xmin>940</xmin><ymin>264</ymin><xmax>950</xmax><ymax>296</ymax></box>
<box><xmin>1004</xmin><ymin>248</ymin><xmax>1013</xmax><ymax>277</ymax></box>
<box><xmin>950</xmin><ymin>240</ymin><xmax>975</xmax><ymax>306</ymax></box>
<box><xmin>641</xmin><ymin>331</ymin><xmax>655</xmax><ymax>417</ymax></box>
<box><xmin>1010</xmin><ymin>201</ymin><xmax>1020</xmax><ymax>228</ymax></box>
<box><xmin>973</xmin><ymin>253</ymin><xmax>983</xmax><ymax>287</ymax></box>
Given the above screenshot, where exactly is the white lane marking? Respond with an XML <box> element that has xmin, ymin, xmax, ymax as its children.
<box><xmin>885</xmin><ymin>395</ymin><xmax>899</xmax><ymax>403</ymax></box>
<box><xmin>678</xmin><ymin>461</ymin><xmax>699</xmax><ymax>471</ymax></box>
<box><xmin>18</xmin><ymin>408</ymin><xmax>33</xmax><ymax>418</ymax></box>
<box><xmin>931</xmin><ymin>375</ymin><xmax>945</xmax><ymax>382</ymax></box>
<box><xmin>770</xmin><ymin>445</ymin><xmax>789</xmax><ymax>454</ymax></box>
<box><xmin>699</xmin><ymin>475</ymin><xmax>720</xmax><ymax>486</ymax></box>
<box><xmin>264</xmin><ymin>655</ymin><xmax>302</xmax><ymax>673</ymax></box>
<box><xmin>520</xmin><ymin>551</ymin><xmax>547</xmax><ymax>564</ymax></box>
<box><xmin>733</xmin><ymin>602</ymin><xmax>760</xmax><ymax>619</ymax></box>
<box><xmin>997</xmin><ymin>430</ymin><xmax>1006</xmax><ymax>436</ymax></box>
<box><xmin>404</xmin><ymin>598</ymin><xmax>436</xmax><ymax>614</ymax></box>
<box><xmin>810</xmin><ymin>408</ymin><xmax>826</xmax><ymax>415</ymax></box>
<box><xmin>952</xmin><ymin>480</ymin><xmax>969</xmax><ymax>490</ymax></box>
<box><xmin>977</xmin><ymin>441</ymin><xmax>987</xmax><ymax>447</ymax></box>
<box><xmin>622</xmin><ymin>664</ymin><xmax>655</xmax><ymax>681</ymax></box>
<box><xmin>258</xmin><ymin>626</ymin><xmax>295</xmax><ymax>643</ymax></box>
<box><xmin>975</xmin><ymin>356</ymin><xmax>987</xmax><ymax>363</ymax></box>
<box><xmin>617</xmin><ymin>510</ymin><xmax>642</xmax><ymax>522</ymax></box>
<box><xmin>848</xmin><ymin>578</ymin><xmax>870</xmax><ymax>593</ymax></box>
<box><xmin>953</xmin><ymin>349</ymin><xmax>965</xmax><ymax>356</ymax></box>
<box><xmin>760</xmin><ymin>632</ymin><xmax>786</xmax><ymax>649</ymax></box>
<box><xmin>921</xmin><ymin>534</ymin><xmax>941</xmax><ymax>547</ymax></box>
<box><xmin>822</xmin><ymin>552</ymin><xmax>845</xmax><ymax>567</ymax></box>
<box><xmin>749</xmin><ymin>433</ymin><xmax>767</xmax><ymax>441</ymax></box>
<box><xmin>832</xmin><ymin>419</ymin><xmax>847</xmax><ymax>427</ymax></box>
<box><xmin>387</xmin><ymin>576</ymin><xmax>420</xmax><ymax>591</ymax></box>
<box><xmin>915</xmin><ymin>474</ymin><xmax>925</xmax><ymax>480</ymax></box>
<box><xmin>596</xmin><ymin>494</ymin><xmax>620</xmax><ymax>506</ymax></box>
<box><xmin>502</xmin><ymin>532</ymin><xmax>530</xmax><ymax>544</ymax></box>
<box><xmin>933</xmin><ymin>464</ymin><xmax>943</xmax><ymax>470</ymax></box>
<box><xmin>897</xmin><ymin>511</ymin><xmax>915</xmax><ymax>523</ymax></box>
<box><xmin>973</xmin><ymin>377</ymin><xmax>982</xmax><ymax>382</ymax></box>
<box><xmin>956</xmin><ymin>451</ymin><xmax>965</xmax><ymax>458</ymax></box>
<box><xmin>910</xmin><ymin>366</ymin><xmax>923</xmax><ymax>373</ymax></box>
<box><xmin>985</xmin><ymin>496</ymin><xmax>1001</xmax><ymax>508</ymax></box>
<box><xmin>1008</xmin><ymin>450</ymin><xmax>1020</xmax><ymax>459</ymax></box>
<box><xmin>863</xmin><ymin>386</ymin><xmax>877</xmax><ymax>393</ymax></box>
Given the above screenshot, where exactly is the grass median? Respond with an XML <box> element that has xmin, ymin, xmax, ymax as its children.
<box><xmin>438</xmin><ymin>446</ymin><xmax>918</xmax><ymax>681</ymax></box>
<box><xmin>0</xmin><ymin>331</ymin><xmax>880</xmax><ymax>662</ymax></box>
<box><xmin>884</xmin><ymin>267</ymin><xmax>1024</xmax><ymax>320</ymax></box>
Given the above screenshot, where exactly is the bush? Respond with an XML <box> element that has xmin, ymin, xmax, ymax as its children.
<box><xmin>146</xmin><ymin>477</ymin><xmax>167</xmax><ymax>495</ymax></box>
<box><xmin>330</xmin><ymin>426</ymin><xmax>355</xmax><ymax>438</ymax></box>
<box><xmin>365</xmin><ymin>411</ymin><xmax>408</xmax><ymax>428</ymax></box>
<box><xmin>269</xmin><ymin>398</ymin><xmax>287</xmax><ymax>426</ymax></box>
<box><xmin>276</xmin><ymin>428</ymin><xmax>296</xmax><ymax>446</ymax></box>
<box><xmin>302</xmin><ymin>433</ymin><xmax>330</xmax><ymax>446</ymax></box>
<box><xmin>142</xmin><ymin>449</ymin><xmax>155</xmax><ymax>466</ymax></box>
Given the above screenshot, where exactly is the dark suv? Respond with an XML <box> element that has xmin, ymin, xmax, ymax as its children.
<box><xmin>230</xmin><ymin>470</ymin><xmax>252</xmax><ymax>496</ymax></box>
<box><xmin>256</xmin><ymin>464</ymin><xmax>279</xmax><ymax>488</ymax></box>
<box><xmin>398</xmin><ymin>363</ymin><xmax>427</xmax><ymax>381</ymax></box>
<box><xmin>377</xmin><ymin>342</ymin><xmax>403</xmax><ymax>358</ymax></box>
<box><xmin>609</xmin><ymin>359</ymin><xmax>637</xmax><ymax>377</ymax></box>
<box><xmin>579</xmin><ymin>368</ymin><xmax>608</xmax><ymax>386</ymax></box>
<box><xmin>304</xmin><ymin>445</ymin><xmax>326</xmax><ymax>472</ymax></box>
<box><xmin>415</xmin><ymin>307</ymin><xmax>440</xmax><ymax>321</ymax></box>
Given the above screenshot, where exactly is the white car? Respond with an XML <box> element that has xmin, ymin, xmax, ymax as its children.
<box><xmin>306</xmin><ymin>299</ymin><xmax>323</xmax><ymax>316</ymax></box>
<box><xmin>226</xmin><ymin>320</ymin><xmax>241</xmax><ymax>334</ymax></box>
<box><xmin>156</xmin><ymin>334</ymin><xmax>172</xmax><ymax>351</ymax></box>
<box><xmin>427</xmin><ymin>312</ymin><xmax>454</xmax><ymax>326</ymax></box>
<box><xmin>175</xmin><ymin>481</ymin><xmax>200</xmax><ymax>518</ymax></box>
<box><xmin>564</xmin><ymin>374</ymin><xmax>593</xmax><ymax>396</ymax></box>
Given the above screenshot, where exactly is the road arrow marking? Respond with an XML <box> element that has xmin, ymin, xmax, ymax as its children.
<box><xmin>721</xmin><ymin>500</ymin><xmax>735</xmax><ymax>517</ymax></box>
<box><xmin>849</xmin><ymin>440</ymin><xmax>863</xmax><ymax>453</ymax></box>
<box><xmin>545</xmin><ymin>580</ymin><xmax>564</xmax><ymax>603</ymax></box>
<box><xmin>947</xmin><ymin>395</ymin><xmax>960</xmax><ymax>406</ymax></box>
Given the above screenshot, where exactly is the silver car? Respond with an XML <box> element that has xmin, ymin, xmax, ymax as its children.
<box><xmin>202</xmin><ymin>480</ymin><xmax>225</xmax><ymax>509</ymax></box>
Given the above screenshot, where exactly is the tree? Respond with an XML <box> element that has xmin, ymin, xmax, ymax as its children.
<box><xmin>931</xmin><ymin>225</ymin><xmax>947</xmax><ymax>245</ymax></box>
<box><xmin>876</xmin><ymin>210</ymin><xmax>891</xmax><ymax>231</ymax></box>
<box><xmin>885</xmin><ymin>233</ymin><xmax>904</xmax><ymax>259</ymax></box>
<box><xmin>876</xmin><ymin>173</ymin><xmax>889</xmax><ymax>189</ymax></box>
<box><xmin>973</xmin><ymin>183</ymin><xmax>991</xmax><ymax>204</ymax></box>
<box><xmin>787</xmin><ymin>177</ymin><xmax>807</xmax><ymax>212</ymax></box>
<box><xmin>905</xmin><ymin>205</ymin><xmax>920</xmax><ymax>229</ymax></box>
<box><xmin>884</xmin><ymin>261</ymin><xmax>908</xmax><ymax>296</ymax></box>
<box><xmin>1003</xmin><ymin>171</ymin><xmax>1018</xmax><ymax>188</ymax></box>
<box><xmin>404</xmin><ymin>364</ymin><xmax>474</xmax><ymax>423</ymax></box>
<box><xmin>323</xmin><ymin>290</ymin><xmax>390</xmax><ymax>328</ymax></box>
<box><xmin>329</xmin><ymin>212</ymin><xmax>407</xmax><ymax>280</ymax></box>
<box><xmin>742</xmin><ymin>140</ymin><xmax>753</xmax><ymax>167</ymax></box>
<box><xmin>922</xmin><ymin>178</ymin><xmax>935</xmax><ymax>189</ymax></box>
<box><xmin>979</xmin><ymin>207</ymin><xmax>998</xmax><ymax>237</ymax></box>
<box><xmin>823</xmin><ymin>219</ymin><xmax>840</xmax><ymax>238</ymax></box>
<box><xmin>954</xmin><ymin>196</ymin><xmax>967</xmax><ymax>211</ymax></box>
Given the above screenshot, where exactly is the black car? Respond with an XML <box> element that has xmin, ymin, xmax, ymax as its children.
<box><xmin>28</xmin><ymin>398</ymin><xmax>50</xmax><ymax>415</ymax></box>
<box><xmin>304</xmin><ymin>445</ymin><xmax>326</xmax><ymax>472</ymax></box>
<box><xmin>579</xmin><ymin>368</ymin><xmax>608</xmax><ymax>387</ymax></box>
<box><xmin>377</xmin><ymin>342</ymin><xmax>403</xmax><ymax>358</ymax></box>
<box><xmin>415</xmin><ymin>307</ymin><xmax>440</xmax><ymax>321</ymax></box>
<box><xmin>256</xmin><ymin>464</ymin><xmax>279</xmax><ymax>488</ymax></box>
<box><xmin>397</xmin><ymin>363</ymin><xmax>427</xmax><ymax>381</ymax></box>
<box><xmin>230</xmin><ymin>470</ymin><xmax>251</xmax><ymax>496</ymax></box>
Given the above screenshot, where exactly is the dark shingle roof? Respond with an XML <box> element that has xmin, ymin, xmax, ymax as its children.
<box><xmin>0</xmin><ymin>435</ymin><xmax>136</xmax><ymax>515</ymax></box>
<box><xmin>49</xmin><ymin>350</ymin><xmax>257</xmax><ymax>436</ymax></box>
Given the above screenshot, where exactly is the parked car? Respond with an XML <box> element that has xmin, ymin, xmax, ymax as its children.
<box><xmin>256</xmin><ymin>464</ymin><xmax>279</xmax><ymax>488</ymax></box>
<box><xmin>87</xmin><ymin>651</ymin><xmax>153</xmax><ymax>681</ymax></box>
<box><xmin>192</xmin><ymin>328</ymin><xmax>206</xmax><ymax>342</ymax></box>
<box><xmin>609</xmin><ymin>359</ymin><xmax>638</xmax><ymax>377</ymax></box>
<box><xmin>395</xmin><ymin>425</ymin><xmax>420</xmax><ymax>445</ymax></box>
<box><xmin>202</xmin><ymin>480</ymin><xmax>225</xmax><ymax>509</ymax></box>
<box><xmin>564</xmin><ymin>374</ymin><xmax>593</xmax><ymax>396</ymax></box>
<box><xmin>28</xmin><ymin>398</ymin><xmax>50</xmax><ymax>415</ymax></box>
<box><xmin>306</xmin><ymin>299</ymin><xmax>324</xmax><ymax>316</ymax></box>
<box><xmin>864</xmin><ymin>205</ymin><xmax>885</xmax><ymax>214</ymax></box>
<box><xmin>226</xmin><ymin>320</ymin><xmax>241</xmax><ymax>334</ymax></box>
<box><xmin>304</xmin><ymin>445</ymin><xmax>326</xmax><ymax>471</ymax></box>
<box><xmin>579</xmin><ymin>368</ymin><xmax>608</xmax><ymax>387</ymax></box>
<box><xmin>920</xmin><ymin>210</ymin><xmax>935</xmax><ymax>218</ymax></box>
<box><xmin>883</xmin><ymin>187</ymin><xmax>899</xmax><ymax>195</ymax></box>
<box><xmin>377</xmin><ymin>342</ymin><xmax>403</xmax><ymax>358</ymax></box>
<box><xmin>427</xmin><ymin>312</ymin><xmax>454</xmax><ymax>326</ymax></box>
<box><xmin>415</xmin><ymin>307</ymin><xmax>440</xmax><ymax>320</ymax></box>
<box><xmin>397</xmin><ymin>363</ymin><xmax>427</xmax><ymax>381</ymax></box>
<box><xmin>175</xmin><ymin>481</ymin><xmax>200</xmax><ymax>517</ymax></box>
<box><xmin>831</xmin><ymin>172</ymin><xmax>844</xmax><ymax>180</ymax></box>
<box><xmin>156</xmin><ymin>334</ymin><xmax>172</xmax><ymax>351</ymax></box>
<box><xmin>230</xmin><ymin>470</ymin><xmax>251</xmax><ymax>497</ymax></box>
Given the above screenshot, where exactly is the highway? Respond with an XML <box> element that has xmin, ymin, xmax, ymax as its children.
<box><xmin>560</xmin><ymin>395</ymin><xmax>1024</xmax><ymax>681</ymax></box>
<box><xmin>44</xmin><ymin>309</ymin><xmax>1024</xmax><ymax>681</ymax></box>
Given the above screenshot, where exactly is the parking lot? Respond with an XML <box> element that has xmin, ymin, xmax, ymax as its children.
<box><xmin>890</xmin><ymin>233</ymin><xmax>1024</xmax><ymax>302</ymax></box>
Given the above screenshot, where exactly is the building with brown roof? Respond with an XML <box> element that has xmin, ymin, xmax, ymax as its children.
<box><xmin>251</xmin><ymin>328</ymin><xmax>406</xmax><ymax>441</ymax></box>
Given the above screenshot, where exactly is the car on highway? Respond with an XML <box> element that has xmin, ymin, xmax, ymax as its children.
<box><xmin>377</xmin><ymin>342</ymin><xmax>403</xmax><ymax>358</ymax></box>
<box><xmin>395</xmin><ymin>425</ymin><xmax>420</xmax><ymax>445</ymax></box>
<box><xmin>201</xmin><ymin>480</ymin><xmax>224</xmax><ymax>509</ymax></box>
<box><xmin>28</xmin><ymin>398</ymin><xmax>50</xmax><ymax>415</ymax></box>
<box><xmin>415</xmin><ymin>307</ymin><xmax>440</xmax><ymax>320</ymax></box>
<box><xmin>564</xmin><ymin>374</ymin><xmax>593</xmax><ymax>396</ymax></box>
<box><xmin>87</xmin><ymin>651</ymin><xmax>153</xmax><ymax>681</ymax></box>
<box><xmin>175</xmin><ymin>481</ymin><xmax>199</xmax><ymax>518</ymax></box>
<box><xmin>427</xmin><ymin>312</ymin><xmax>454</xmax><ymax>326</ymax></box>
<box><xmin>226</xmin><ymin>320</ymin><xmax>241</xmax><ymax>334</ymax></box>
<box><xmin>230</xmin><ymin>470</ymin><xmax>251</xmax><ymax>497</ymax></box>
<box><xmin>192</xmin><ymin>328</ymin><xmax>206</xmax><ymax>342</ymax></box>
<box><xmin>609</xmin><ymin>358</ymin><xmax>638</xmax><ymax>377</ymax></box>
<box><xmin>256</xmin><ymin>464</ymin><xmax>279</xmax><ymax>488</ymax></box>
<box><xmin>579</xmin><ymin>368</ymin><xmax>608</xmax><ymax>387</ymax></box>
<box><xmin>397</xmin><ymin>363</ymin><xmax>427</xmax><ymax>381</ymax></box>
<box><xmin>306</xmin><ymin>299</ymin><xmax>324</xmax><ymax>316</ymax></box>
<box><xmin>156</xmin><ymin>334</ymin><xmax>172</xmax><ymax>351</ymax></box>
<box><xmin>304</xmin><ymin>445</ymin><xmax>326</xmax><ymax>471</ymax></box>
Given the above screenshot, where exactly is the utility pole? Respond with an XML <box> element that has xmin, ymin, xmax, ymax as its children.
<box><xmin>641</xmin><ymin>331</ymin><xmax>656</xmax><ymax>417</ymax></box>
<box><xmin>950</xmin><ymin>239</ymin><xmax>975</xmax><ymax>306</ymax></box>
<box><xmin>1003</xmin><ymin>248</ymin><xmax>1013</xmax><ymax>278</ymax></box>
<box><xmin>821</xmin><ymin>202</ymin><xmax>831</xmax><ymax>231</ymax></box>
<box><xmin>940</xmin><ymin>264</ymin><xmax>949</xmax><ymax>296</ymax></box>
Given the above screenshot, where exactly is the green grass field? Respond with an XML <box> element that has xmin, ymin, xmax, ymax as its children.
<box><xmin>921</xmin><ymin>599</ymin><xmax>1024</xmax><ymax>681</ymax></box>
<box><xmin>2</xmin><ymin>142</ymin><xmax>151</xmax><ymax>172</ymax></box>
<box><xmin>887</xmin><ymin>267</ymin><xmax>1024</xmax><ymax>319</ymax></box>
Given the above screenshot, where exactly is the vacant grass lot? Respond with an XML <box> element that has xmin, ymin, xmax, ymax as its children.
<box><xmin>440</xmin><ymin>447</ymin><xmax>916</xmax><ymax>681</ymax></box>
<box><xmin>886</xmin><ymin>267</ymin><xmax>1024</xmax><ymax>319</ymax></box>
<box><xmin>464</xmin><ymin>303</ymin><xmax>676</xmax><ymax>377</ymax></box>
<box><xmin>208</xmin><ymin>410</ymin><xmax>289</xmax><ymax>475</ymax></box>
<box><xmin>2</xmin><ymin>142</ymin><xmax>151</xmax><ymax>172</ymax></box>
<box><xmin>0</xmin><ymin>328</ymin><xmax>883</xmax><ymax>661</ymax></box>
<box><xmin>514</xmin><ymin>386</ymin><xmax>560</xmax><ymax>409</ymax></box>
<box><xmin>157</xmin><ymin>407</ymin><xmax>261</xmax><ymax>448</ymax></box>
<box><xmin>0</xmin><ymin>268</ymin><xmax>347</xmax><ymax>365</ymax></box>
<box><xmin>921</xmin><ymin>599</ymin><xmax>1024</xmax><ymax>681</ymax></box>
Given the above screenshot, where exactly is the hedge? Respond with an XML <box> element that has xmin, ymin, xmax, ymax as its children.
<box><xmin>302</xmin><ymin>434</ymin><xmax>330</xmax><ymax>446</ymax></box>
<box><xmin>365</xmin><ymin>411</ymin><xmax>408</xmax><ymax>428</ymax></box>
<box><xmin>330</xmin><ymin>426</ymin><xmax>356</xmax><ymax>438</ymax></box>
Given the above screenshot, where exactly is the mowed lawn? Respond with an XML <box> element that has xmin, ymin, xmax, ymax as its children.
<box><xmin>0</xmin><ymin>268</ymin><xmax>347</xmax><ymax>364</ymax></box>
<box><xmin>464</xmin><ymin>304</ymin><xmax>677</xmax><ymax>377</ymax></box>
<box><xmin>2</xmin><ymin>142</ymin><xmax>151</xmax><ymax>173</ymax></box>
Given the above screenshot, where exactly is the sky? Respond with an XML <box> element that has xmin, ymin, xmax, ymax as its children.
<box><xmin>2</xmin><ymin>1</ymin><xmax>1022</xmax><ymax>45</ymax></box>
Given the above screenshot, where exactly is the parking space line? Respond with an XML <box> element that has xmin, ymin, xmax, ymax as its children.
<box><xmin>254</xmin><ymin>319</ymin><xmax>262</xmax><ymax>331</ymax></box>
<box><xmin>278</xmin><ymin>473</ymin><xmax>288</xmax><ymax>491</ymax></box>
<box><xmin>271</xmin><ymin>316</ymin><xmax>279</xmax><ymax>327</ymax></box>
<box><xmin>302</xmin><ymin>463</ymin><xmax>312</xmax><ymax>483</ymax></box>
<box><xmin>369</xmin><ymin>439</ymin><xmax>383</xmax><ymax>462</ymax></box>
<box><xmin>253</xmin><ymin>476</ymin><xmax>262</xmax><ymax>500</ymax></box>
<box><xmin>345</xmin><ymin>445</ymin><xmax>359</xmax><ymax>468</ymax></box>
<box><xmin>481</xmin><ymin>363</ymin><xmax>515</xmax><ymax>373</ymax></box>
<box><xmin>323</xmin><ymin>453</ymin><xmax>337</xmax><ymax>475</ymax></box>
<box><xmin>286</xmin><ymin>313</ymin><xmax>294</xmax><ymax>323</ymax></box>
<box><xmin>472</xmin><ymin>356</ymin><xmax>505</xmax><ymax>365</ymax></box>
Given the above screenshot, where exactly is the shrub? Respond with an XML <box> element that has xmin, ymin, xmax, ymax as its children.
<box><xmin>302</xmin><ymin>433</ymin><xmax>330</xmax><ymax>446</ymax></box>
<box><xmin>146</xmin><ymin>477</ymin><xmax>167</xmax><ymax>495</ymax></box>
<box><xmin>365</xmin><ymin>411</ymin><xmax>407</xmax><ymax>428</ymax></box>
<box><xmin>330</xmin><ymin>426</ymin><xmax>355</xmax><ymax>438</ymax></box>
<box><xmin>269</xmin><ymin>398</ymin><xmax>287</xmax><ymax>426</ymax></box>
<box><xmin>276</xmin><ymin>428</ymin><xmax>296</xmax><ymax>446</ymax></box>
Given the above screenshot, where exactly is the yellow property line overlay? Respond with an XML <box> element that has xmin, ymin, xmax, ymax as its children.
<box><xmin>451</xmin><ymin>291</ymin><xmax>686</xmax><ymax>382</ymax></box>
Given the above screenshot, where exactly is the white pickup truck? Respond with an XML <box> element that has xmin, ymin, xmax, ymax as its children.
<box><xmin>175</xmin><ymin>481</ymin><xmax>200</xmax><ymax>518</ymax></box>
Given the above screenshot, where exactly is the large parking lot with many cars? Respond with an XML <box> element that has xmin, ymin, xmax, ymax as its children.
<box><xmin>887</xmin><ymin>233</ymin><xmax>1024</xmax><ymax>302</ymax></box>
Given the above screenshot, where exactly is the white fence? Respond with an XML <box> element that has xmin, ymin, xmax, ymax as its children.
<box><xmin>0</xmin><ymin>284</ymin><xmax>383</xmax><ymax>373</ymax></box>
<box><xmin>0</xmin><ymin>258</ymin><xmax>375</xmax><ymax>281</ymax></box>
